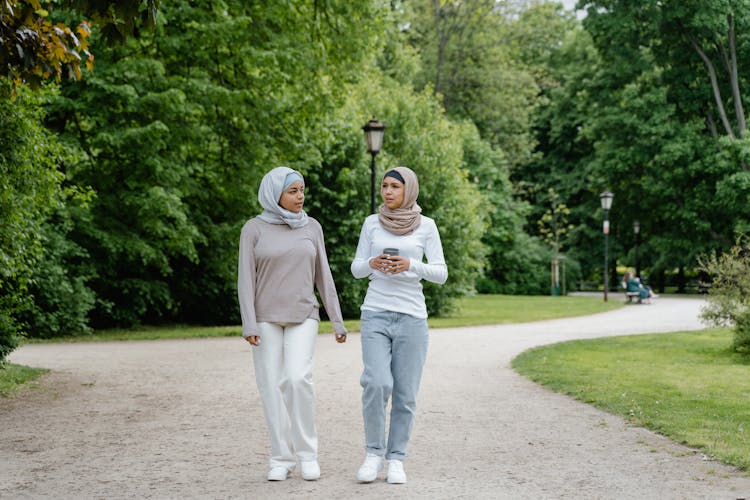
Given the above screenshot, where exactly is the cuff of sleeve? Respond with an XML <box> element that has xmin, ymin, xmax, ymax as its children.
<box><xmin>334</xmin><ymin>326</ymin><xmax>348</xmax><ymax>336</ymax></box>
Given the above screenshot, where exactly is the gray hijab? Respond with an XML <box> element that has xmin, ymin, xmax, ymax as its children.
<box><xmin>257</xmin><ymin>166</ymin><xmax>309</xmax><ymax>229</ymax></box>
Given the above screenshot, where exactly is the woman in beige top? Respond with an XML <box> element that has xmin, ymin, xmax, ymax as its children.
<box><xmin>237</xmin><ymin>166</ymin><xmax>347</xmax><ymax>482</ymax></box>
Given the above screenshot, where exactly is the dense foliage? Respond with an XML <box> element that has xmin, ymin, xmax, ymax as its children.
<box><xmin>0</xmin><ymin>82</ymin><xmax>63</xmax><ymax>358</ymax></box>
<box><xmin>6</xmin><ymin>0</ymin><xmax>750</xmax><ymax>360</ymax></box>
<box><xmin>34</xmin><ymin>0</ymin><xmax>491</xmax><ymax>332</ymax></box>
<box><xmin>0</xmin><ymin>0</ymin><xmax>158</xmax><ymax>88</ymax></box>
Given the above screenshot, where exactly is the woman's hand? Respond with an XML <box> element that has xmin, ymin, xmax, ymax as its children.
<box><xmin>369</xmin><ymin>255</ymin><xmax>390</xmax><ymax>272</ymax></box>
<box><xmin>385</xmin><ymin>255</ymin><xmax>410</xmax><ymax>275</ymax></box>
<box><xmin>245</xmin><ymin>335</ymin><xmax>260</xmax><ymax>346</ymax></box>
<box><xmin>369</xmin><ymin>254</ymin><xmax>410</xmax><ymax>275</ymax></box>
<box><xmin>335</xmin><ymin>333</ymin><xmax>347</xmax><ymax>344</ymax></box>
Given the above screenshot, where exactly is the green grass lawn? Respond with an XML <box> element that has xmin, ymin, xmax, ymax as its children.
<box><xmin>4</xmin><ymin>294</ymin><xmax>618</xmax><ymax>394</ymax></box>
<box><xmin>513</xmin><ymin>327</ymin><xmax>750</xmax><ymax>471</ymax></box>
<box><xmin>428</xmin><ymin>294</ymin><xmax>622</xmax><ymax>328</ymax></box>
<box><xmin>23</xmin><ymin>294</ymin><xmax>621</xmax><ymax>343</ymax></box>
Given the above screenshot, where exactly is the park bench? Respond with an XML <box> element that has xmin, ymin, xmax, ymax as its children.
<box><xmin>687</xmin><ymin>280</ymin><xmax>712</xmax><ymax>295</ymax></box>
<box><xmin>622</xmin><ymin>282</ymin><xmax>642</xmax><ymax>303</ymax></box>
<box><xmin>625</xmin><ymin>291</ymin><xmax>642</xmax><ymax>303</ymax></box>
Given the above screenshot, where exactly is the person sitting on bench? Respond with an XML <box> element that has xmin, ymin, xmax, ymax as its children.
<box><xmin>622</xmin><ymin>271</ymin><xmax>658</xmax><ymax>304</ymax></box>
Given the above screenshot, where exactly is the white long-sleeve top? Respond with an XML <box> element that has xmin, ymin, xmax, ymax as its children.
<box><xmin>350</xmin><ymin>214</ymin><xmax>448</xmax><ymax>318</ymax></box>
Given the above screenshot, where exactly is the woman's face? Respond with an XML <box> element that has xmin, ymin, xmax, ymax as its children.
<box><xmin>278</xmin><ymin>181</ymin><xmax>305</xmax><ymax>213</ymax></box>
<box><xmin>381</xmin><ymin>176</ymin><xmax>405</xmax><ymax>210</ymax></box>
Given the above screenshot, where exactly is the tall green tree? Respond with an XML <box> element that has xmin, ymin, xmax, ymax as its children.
<box><xmin>514</xmin><ymin>24</ymin><xmax>593</xmax><ymax>282</ymax></box>
<box><xmin>45</xmin><ymin>0</ymin><xmax>489</xmax><ymax>326</ymax></box>
<box><xmin>570</xmin><ymin>0</ymin><xmax>750</xmax><ymax>285</ymax></box>
<box><xmin>0</xmin><ymin>82</ymin><xmax>63</xmax><ymax>359</ymax></box>
<box><xmin>47</xmin><ymin>0</ymin><xmax>387</xmax><ymax>326</ymax></box>
<box><xmin>307</xmin><ymin>75</ymin><xmax>489</xmax><ymax>316</ymax></box>
<box><xmin>405</xmin><ymin>0</ymin><xmax>539</xmax><ymax>165</ymax></box>
<box><xmin>398</xmin><ymin>0</ymin><xmax>559</xmax><ymax>294</ymax></box>
<box><xmin>0</xmin><ymin>0</ymin><xmax>157</xmax><ymax>359</ymax></box>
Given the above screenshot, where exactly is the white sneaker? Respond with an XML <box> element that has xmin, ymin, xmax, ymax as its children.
<box><xmin>356</xmin><ymin>453</ymin><xmax>384</xmax><ymax>483</ymax></box>
<box><xmin>300</xmin><ymin>460</ymin><xmax>320</xmax><ymax>481</ymax></box>
<box><xmin>387</xmin><ymin>459</ymin><xmax>406</xmax><ymax>484</ymax></box>
<box><xmin>267</xmin><ymin>466</ymin><xmax>289</xmax><ymax>481</ymax></box>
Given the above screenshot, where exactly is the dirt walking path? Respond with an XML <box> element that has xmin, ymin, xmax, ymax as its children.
<box><xmin>3</xmin><ymin>297</ymin><xmax>749</xmax><ymax>499</ymax></box>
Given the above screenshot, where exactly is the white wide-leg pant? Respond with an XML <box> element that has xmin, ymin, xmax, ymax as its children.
<box><xmin>252</xmin><ymin>318</ymin><xmax>318</xmax><ymax>471</ymax></box>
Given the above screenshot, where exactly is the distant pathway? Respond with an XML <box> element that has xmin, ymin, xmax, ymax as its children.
<box><xmin>3</xmin><ymin>297</ymin><xmax>749</xmax><ymax>499</ymax></box>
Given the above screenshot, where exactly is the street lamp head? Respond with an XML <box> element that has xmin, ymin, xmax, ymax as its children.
<box><xmin>633</xmin><ymin>220</ymin><xmax>640</xmax><ymax>234</ymax></box>
<box><xmin>599</xmin><ymin>190</ymin><xmax>614</xmax><ymax>211</ymax></box>
<box><xmin>363</xmin><ymin>118</ymin><xmax>386</xmax><ymax>155</ymax></box>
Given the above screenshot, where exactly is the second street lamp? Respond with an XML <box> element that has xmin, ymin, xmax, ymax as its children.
<box><xmin>600</xmin><ymin>191</ymin><xmax>614</xmax><ymax>302</ymax></box>
<box><xmin>362</xmin><ymin>118</ymin><xmax>386</xmax><ymax>214</ymax></box>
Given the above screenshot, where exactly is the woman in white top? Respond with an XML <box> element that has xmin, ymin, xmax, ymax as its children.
<box><xmin>350</xmin><ymin>166</ymin><xmax>448</xmax><ymax>484</ymax></box>
<box><xmin>238</xmin><ymin>166</ymin><xmax>347</xmax><ymax>482</ymax></box>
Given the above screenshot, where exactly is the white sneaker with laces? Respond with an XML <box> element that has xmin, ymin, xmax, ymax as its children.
<box><xmin>387</xmin><ymin>459</ymin><xmax>406</xmax><ymax>484</ymax></box>
<box><xmin>267</xmin><ymin>466</ymin><xmax>289</xmax><ymax>481</ymax></box>
<box><xmin>300</xmin><ymin>460</ymin><xmax>320</xmax><ymax>481</ymax></box>
<box><xmin>356</xmin><ymin>453</ymin><xmax>384</xmax><ymax>483</ymax></box>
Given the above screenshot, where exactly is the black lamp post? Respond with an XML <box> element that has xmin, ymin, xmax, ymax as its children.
<box><xmin>363</xmin><ymin>118</ymin><xmax>386</xmax><ymax>214</ymax></box>
<box><xmin>633</xmin><ymin>220</ymin><xmax>640</xmax><ymax>278</ymax></box>
<box><xmin>600</xmin><ymin>191</ymin><xmax>614</xmax><ymax>302</ymax></box>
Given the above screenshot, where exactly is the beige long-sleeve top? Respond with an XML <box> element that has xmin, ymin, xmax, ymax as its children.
<box><xmin>237</xmin><ymin>217</ymin><xmax>347</xmax><ymax>337</ymax></box>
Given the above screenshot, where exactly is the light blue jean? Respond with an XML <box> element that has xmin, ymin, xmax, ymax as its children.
<box><xmin>359</xmin><ymin>309</ymin><xmax>429</xmax><ymax>461</ymax></box>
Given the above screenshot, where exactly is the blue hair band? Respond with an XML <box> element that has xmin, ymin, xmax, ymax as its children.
<box><xmin>283</xmin><ymin>172</ymin><xmax>304</xmax><ymax>190</ymax></box>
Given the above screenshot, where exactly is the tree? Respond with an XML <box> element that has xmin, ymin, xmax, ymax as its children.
<box><xmin>1</xmin><ymin>0</ymin><xmax>158</xmax><ymax>88</ymax></box>
<box><xmin>573</xmin><ymin>0</ymin><xmax>750</xmax><ymax>285</ymax></box>
<box><xmin>581</xmin><ymin>0</ymin><xmax>750</xmax><ymax>141</ymax></box>
<box><xmin>538</xmin><ymin>188</ymin><xmax>573</xmax><ymax>294</ymax></box>
<box><xmin>405</xmin><ymin>0</ymin><xmax>539</xmax><ymax>166</ymax></box>
<box><xmin>47</xmin><ymin>0</ymin><xmax>487</xmax><ymax>326</ymax></box>
<box><xmin>1</xmin><ymin>0</ymin><xmax>157</xmax><ymax>359</ymax></box>
<box><xmin>0</xmin><ymin>81</ymin><xmax>63</xmax><ymax>360</ymax></box>
<box><xmin>310</xmin><ymin>75</ymin><xmax>489</xmax><ymax>316</ymax></box>
<box><xmin>399</xmin><ymin>0</ymin><xmax>562</xmax><ymax>294</ymax></box>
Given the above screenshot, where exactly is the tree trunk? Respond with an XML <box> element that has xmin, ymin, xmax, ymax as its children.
<box><xmin>727</xmin><ymin>15</ymin><xmax>746</xmax><ymax>137</ymax></box>
<box><xmin>610</xmin><ymin>259</ymin><xmax>618</xmax><ymax>293</ymax></box>
<box><xmin>433</xmin><ymin>0</ymin><xmax>446</xmax><ymax>97</ymax></box>
<box><xmin>677</xmin><ymin>265</ymin><xmax>686</xmax><ymax>293</ymax></box>
<box><xmin>706</xmin><ymin>108</ymin><xmax>719</xmax><ymax>141</ymax></box>
<box><xmin>655</xmin><ymin>268</ymin><xmax>666</xmax><ymax>294</ymax></box>
<box><xmin>690</xmin><ymin>37</ymin><xmax>735</xmax><ymax>138</ymax></box>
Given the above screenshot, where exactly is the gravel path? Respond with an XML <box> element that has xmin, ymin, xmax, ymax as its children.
<box><xmin>3</xmin><ymin>297</ymin><xmax>749</xmax><ymax>499</ymax></box>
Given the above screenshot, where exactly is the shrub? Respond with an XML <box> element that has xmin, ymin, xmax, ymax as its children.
<box><xmin>699</xmin><ymin>236</ymin><xmax>750</xmax><ymax>353</ymax></box>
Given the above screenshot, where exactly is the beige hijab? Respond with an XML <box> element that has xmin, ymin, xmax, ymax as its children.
<box><xmin>378</xmin><ymin>166</ymin><xmax>422</xmax><ymax>236</ymax></box>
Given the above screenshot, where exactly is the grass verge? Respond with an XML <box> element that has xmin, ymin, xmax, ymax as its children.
<box><xmin>0</xmin><ymin>363</ymin><xmax>48</xmax><ymax>398</ymax></box>
<box><xmin>7</xmin><ymin>294</ymin><xmax>619</xmax><ymax>394</ymax></box>
<box><xmin>25</xmin><ymin>294</ymin><xmax>622</xmax><ymax>343</ymax></box>
<box><xmin>428</xmin><ymin>294</ymin><xmax>622</xmax><ymax>328</ymax></box>
<box><xmin>512</xmin><ymin>327</ymin><xmax>750</xmax><ymax>470</ymax></box>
